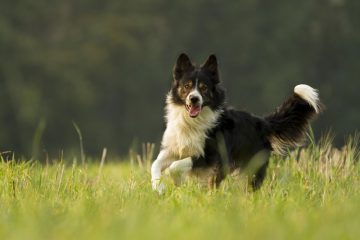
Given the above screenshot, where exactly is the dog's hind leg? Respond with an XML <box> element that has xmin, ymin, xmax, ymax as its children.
<box><xmin>249</xmin><ymin>161</ymin><xmax>269</xmax><ymax>191</ymax></box>
<box><xmin>242</xmin><ymin>150</ymin><xmax>270</xmax><ymax>191</ymax></box>
<box><xmin>207</xmin><ymin>164</ymin><xmax>226</xmax><ymax>189</ymax></box>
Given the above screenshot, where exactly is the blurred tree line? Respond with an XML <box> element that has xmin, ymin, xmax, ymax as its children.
<box><xmin>0</xmin><ymin>0</ymin><xmax>359</xmax><ymax>159</ymax></box>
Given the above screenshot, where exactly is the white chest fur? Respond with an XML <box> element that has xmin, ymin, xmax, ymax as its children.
<box><xmin>161</xmin><ymin>101</ymin><xmax>221</xmax><ymax>159</ymax></box>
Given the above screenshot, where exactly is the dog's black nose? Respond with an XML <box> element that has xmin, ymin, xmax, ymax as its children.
<box><xmin>190</xmin><ymin>95</ymin><xmax>199</xmax><ymax>104</ymax></box>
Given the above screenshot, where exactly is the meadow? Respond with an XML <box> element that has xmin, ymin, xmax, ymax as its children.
<box><xmin>0</xmin><ymin>135</ymin><xmax>359</xmax><ymax>240</ymax></box>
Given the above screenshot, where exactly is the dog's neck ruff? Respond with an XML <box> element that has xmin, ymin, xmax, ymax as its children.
<box><xmin>161</xmin><ymin>94</ymin><xmax>222</xmax><ymax>159</ymax></box>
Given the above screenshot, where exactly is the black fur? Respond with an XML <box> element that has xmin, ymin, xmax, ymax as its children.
<box><xmin>168</xmin><ymin>53</ymin><xmax>321</xmax><ymax>190</ymax></box>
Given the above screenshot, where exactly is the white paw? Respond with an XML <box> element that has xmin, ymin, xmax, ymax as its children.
<box><xmin>169</xmin><ymin>161</ymin><xmax>181</xmax><ymax>175</ymax></box>
<box><xmin>152</xmin><ymin>179</ymin><xmax>166</xmax><ymax>194</ymax></box>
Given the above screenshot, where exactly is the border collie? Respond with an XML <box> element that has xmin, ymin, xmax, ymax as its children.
<box><xmin>151</xmin><ymin>53</ymin><xmax>322</xmax><ymax>193</ymax></box>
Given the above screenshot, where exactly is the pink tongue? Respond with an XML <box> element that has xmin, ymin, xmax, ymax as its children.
<box><xmin>189</xmin><ymin>106</ymin><xmax>201</xmax><ymax>117</ymax></box>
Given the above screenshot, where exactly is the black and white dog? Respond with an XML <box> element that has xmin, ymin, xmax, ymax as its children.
<box><xmin>151</xmin><ymin>53</ymin><xmax>321</xmax><ymax>193</ymax></box>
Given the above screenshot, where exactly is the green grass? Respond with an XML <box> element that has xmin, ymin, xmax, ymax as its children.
<box><xmin>0</xmin><ymin>137</ymin><xmax>359</xmax><ymax>240</ymax></box>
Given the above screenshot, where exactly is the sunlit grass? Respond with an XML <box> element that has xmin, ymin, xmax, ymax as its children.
<box><xmin>0</xmin><ymin>135</ymin><xmax>359</xmax><ymax>240</ymax></box>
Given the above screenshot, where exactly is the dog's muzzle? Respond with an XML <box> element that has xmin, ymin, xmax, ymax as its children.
<box><xmin>186</xmin><ymin>91</ymin><xmax>203</xmax><ymax>118</ymax></box>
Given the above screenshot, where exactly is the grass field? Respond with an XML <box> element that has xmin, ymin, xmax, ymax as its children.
<box><xmin>0</xmin><ymin>136</ymin><xmax>359</xmax><ymax>240</ymax></box>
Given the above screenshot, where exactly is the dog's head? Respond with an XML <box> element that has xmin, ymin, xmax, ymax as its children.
<box><xmin>170</xmin><ymin>53</ymin><xmax>225</xmax><ymax>118</ymax></box>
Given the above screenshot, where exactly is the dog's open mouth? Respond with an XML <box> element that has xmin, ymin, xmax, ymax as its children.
<box><xmin>186</xmin><ymin>104</ymin><xmax>202</xmax><ymax>118</ymax></box>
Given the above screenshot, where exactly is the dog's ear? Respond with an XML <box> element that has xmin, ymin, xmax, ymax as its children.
<box><xmin>173</xmin><ymin>53</ymin><xmax>194</xmax><ymax>80</ymax></box>
<box><xmin>202</xmin><ymin>54</ymin><xmax>219</xmax><ymax>83</ymax></box>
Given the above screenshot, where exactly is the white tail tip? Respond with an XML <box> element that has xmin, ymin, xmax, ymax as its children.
<box><xmin>294</xmin><ymin>84</ymin><xmax>320</xmax><ymax>113</ymax></box>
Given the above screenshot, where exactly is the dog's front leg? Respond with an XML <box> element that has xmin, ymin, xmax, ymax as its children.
<box><xmin>168</xmin><ymin>157</ymin><xmax>193</xmax><ymax>185</ymax></box>
<box><xmin>151</xmin><ymin>150</ymin><xmax>173</xmax><ymax>194</ymax></box>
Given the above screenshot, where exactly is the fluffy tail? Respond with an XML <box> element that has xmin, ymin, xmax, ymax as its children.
<box><xmin>265</xmin><ymin>84</ymin><xmax>322</xmax><ymax>154</ymax></box>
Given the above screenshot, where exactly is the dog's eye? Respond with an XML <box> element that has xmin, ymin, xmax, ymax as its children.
<box><xmin>200</xmin><ymin>85</ymin><xmax>208</xmax><ymax>92</ymax></box>
<box><xmin>184</xmin><ymin>83</ymin><xmax>191</xmax><ymax>89</ymax></box>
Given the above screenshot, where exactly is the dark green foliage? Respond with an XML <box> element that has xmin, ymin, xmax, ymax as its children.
<box><xmin>0</xmin><ymin>0</ymin><xmax>359</xmax><ymax>158</ymax></box>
